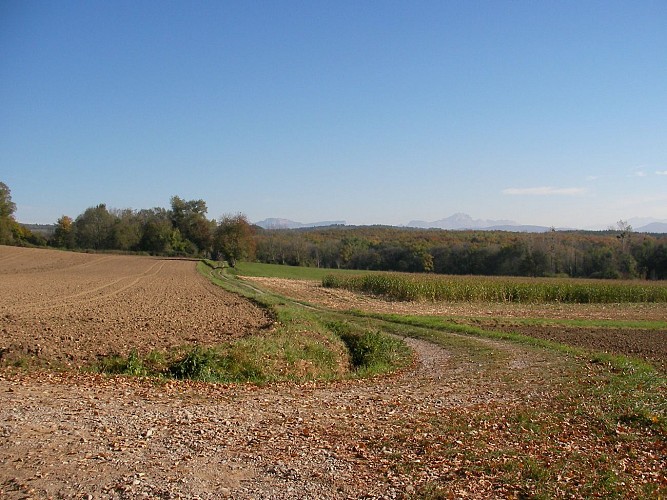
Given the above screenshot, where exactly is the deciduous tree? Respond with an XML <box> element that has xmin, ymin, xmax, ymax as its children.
<box><xmin>110</xmin><ymin>208</ymin><xmax>141</xmax><ymax>251</ymax></box>
<box><xmin>137</xmin><ymin>208</ymin><xmax>173</xmax><ymax>254</ymax></box>
<box><xmin>53</xmin><ymin>215</ymin><xmax>76</xmax><ymax>248</ymax></box>
<box><xmin>213</xmin><ymin>213</ymin><xmax>256</xmax><ymax>266</ymax></box>
<box><xmin>0</xmin><ymin>182</ymin><xmax>17</xmax><ymax>244</ymax></box>
<box><xmin>75</xmin><ymin>204</ymin><xmax>116</xmax><ymax>250</ymax></box>
<box><xmin>170</xmin><ymin>196</ymin><xmax>213</xmax><ymax>255</ymax></box>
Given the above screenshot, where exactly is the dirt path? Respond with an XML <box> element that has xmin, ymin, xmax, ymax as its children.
<box><xmin>1</xmin><ymin>331</ymin><xmax>560</xmax><ymax>499</ymax></box>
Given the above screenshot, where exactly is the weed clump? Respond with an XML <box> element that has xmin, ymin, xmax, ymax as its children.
<box><xmin>168</xmin><ymin>346</ymin><xmax>219</xmax><ymax>381</ymax></box>
<box><xmin>96</xmin><ymin>349</ymin><xmax>148</xmax><ymax>376</ymax></box>
<box><xmin>326</xmin><ymin>320</ymin><xmax>410</xmax><ymax>375</ymax></box>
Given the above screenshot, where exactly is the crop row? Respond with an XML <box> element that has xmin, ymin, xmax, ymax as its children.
<box><xmin>322</xmin><ymin>273</ymin><xmax>667</xmax><ymax>304</ymax></box>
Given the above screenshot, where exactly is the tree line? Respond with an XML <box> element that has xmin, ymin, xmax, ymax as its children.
<box><xmin>0</xmin><ymin>182</ymin><xmax>255</xmax><ymax>266</ymax></box>
<box><xmin>254</xmin><ymin>225</ymin><xmax>667</xmax><ymax>280</ymax></box>
<box><xmin>2</xmin><ymin>181</ymin><xmax>666</xmax><ymax>279</ymax></box>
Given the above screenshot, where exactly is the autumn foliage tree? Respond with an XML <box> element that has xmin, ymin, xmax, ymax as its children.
<box><xmin>53</xmin><ymin>215</ymin><xmax>76</xmax><ymax>248</ymax></box>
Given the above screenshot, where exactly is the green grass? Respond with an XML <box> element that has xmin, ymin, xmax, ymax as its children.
<box><xmin>325</xmin><ymin>320</ymin><xmax>412</xmax><ymax>376</ymax></box>
<box><xmin>92</xmin><ymin>331</ymin><xmax>348</xmax><ymax>384</ymax></box>
<box><xmin>93</xmin><ymin>314</ymin><xmax>412</xmax><ymax>384</ymax></box>
<box><xmin>471</xmin><ymin>316</ymin><xmax>667</xmax><ymax>330</ymax></box>
<box><xmin>349</xmin><ymin>310</ymin><xmax>581</xmax><ymax>357</ymax></box>
<box><xmin>96</xmin><ymin>349</ymin><xmax>150</xmax><ymax>376</ymax></box>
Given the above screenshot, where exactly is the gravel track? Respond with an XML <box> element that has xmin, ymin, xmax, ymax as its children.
<box><xmin>1</xmin><ymin>331</ymin><xmax>560</xmax><ymax>499</ymax></box>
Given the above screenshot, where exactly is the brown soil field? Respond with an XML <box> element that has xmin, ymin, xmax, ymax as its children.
<box><xmin>0</xmin><ymin>246</ymin><xmax>272</xmax><ymax>368</ymax></box>
<box><xmin>244</xmin><ymin>277</ymin><xmax>667</xmax><ymax>372</ymax></box>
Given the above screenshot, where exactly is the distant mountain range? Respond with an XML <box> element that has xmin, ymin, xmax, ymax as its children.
<box><xmin>636</xmin><ymin>222</ymin><xmax>667</xmax><ymax>233</ymax></box>
<box><xmin>20</xmin><ymin>215</ymin><xmax>667</xmax><ymax>235</ymax></box>
<box><xmin>254</xmin><ymin>218</ymin><xmax>346</xmax><ymax>229</ymax></box>
<box><xmin>406</xmin><ymin>213</ymin><xmax>557</xmax><ymax>232</ymax></box>
<box><xmin>407</xmin><ymin>215</ymin><xmax>667</xmax><ymax>233</ymax></box>
<box><xmin>254</xmin><ymin>213</ymin><xmax>667</xmax><ymax>233</ymax></box>
<box><xmin>254</xmin><ymin>214</ymin><xmax>558</xmax><ymax>232</ymax></box>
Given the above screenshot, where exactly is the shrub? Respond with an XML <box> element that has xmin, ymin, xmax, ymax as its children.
<box><xmin>96</xmin><ymin>349</ymin><xmax>147</xmax><ymax>376</ymax></box>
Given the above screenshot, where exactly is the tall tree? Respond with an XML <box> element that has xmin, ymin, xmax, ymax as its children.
<box><xmin>74</xmin><ymin>204</ymin><xmax>116</xmax><ymax>250</ymax></box>
<box><xmin>613</xmin><ymin>220</ymin><xmax>633</xmax><ymax>252</ymax></box>
<box><xmin>0</xmin><ymin>182</ymin><xmax>17</xmax><ymax>244</ymax></box>
<box><xmin>110</xmin><ymin>208</ymin><xmax>142</xmax><ymax>251</ymax></box>
<box><xmin>213</xmin><ymin>213</ymin><xmax>256</xmax><ymax>266</ymax></box>
<box><xmin>137</xmin><ymin>208</ymin><xmax>173</xmax><ymax>254</ymax></box>
<box><xmin>170</xmin><ymin>196</ymin><xmax>213</xmax><ymax>255</ymax></box>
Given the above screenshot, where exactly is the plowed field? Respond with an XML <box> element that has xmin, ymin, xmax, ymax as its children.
<box><xmin>0</xmin><ymin>246</ymin><xmax>272</xmax><ymax>368</ymax></box>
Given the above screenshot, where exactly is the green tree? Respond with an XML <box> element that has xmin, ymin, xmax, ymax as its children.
<box><xmin>170</xmin><ymin>196</ymin><xmax>213</xmax><ymax>255</ymax></box>
<box><xmin>583</xmin><ymin>245</ymin><xmax>619</xmax><ymax>279</ymax></box>
<box><xmin>75</xmin><ymin>204</ymin><xmax>116</xmax><ymax>250</ymax></box>
<box><xmin>110</xmin><ymin>208</ymin><xmax>142</xmax><ymax>251</ymax></box>
<box><xmin>137</xmin><ymin>208</ymin><xmax>173</xmax><ymax>254</ymax></box>
<box><xmin>213</xmin><ymin>213</ymin><xmax>256</xmax><ymax>266</ymax></box>
<box><xmin>0</xmin><ymin>182</ymin><xmax>17</xmax><ymax>244</ymax></box>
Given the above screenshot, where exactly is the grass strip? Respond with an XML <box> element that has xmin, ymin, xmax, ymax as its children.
<box><xmin>473</xmin><ymin>317</ymin><xmax>667</xmax><ymax>330</ymax></box>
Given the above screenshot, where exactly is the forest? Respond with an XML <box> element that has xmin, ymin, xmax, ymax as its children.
<box><xmin>2</xmin><ymin>181</ymin><xmax>666</xmax><ymax>279</ymax></box>
<box><xmin>254</xmin><ymin>224</ymin><xmax>667</xmax><ymax>280</ymax></box>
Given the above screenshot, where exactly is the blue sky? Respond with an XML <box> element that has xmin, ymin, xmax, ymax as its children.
<box><xmin>1</xmin><ymin>0</ymin><xmax>666</xmax><ymax>229</ymax></box>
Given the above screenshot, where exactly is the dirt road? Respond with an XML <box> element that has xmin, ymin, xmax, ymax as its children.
<box><xmin>1</xmin><ymin>331</ymin><xmax>563</xmax><ymax>498</ymax></box>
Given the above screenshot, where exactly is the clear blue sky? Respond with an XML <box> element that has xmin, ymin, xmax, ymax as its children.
<box><xmin>1</xmin><ymin>0</ymin><xmax>666</xmax><ymax>229</ymax></box>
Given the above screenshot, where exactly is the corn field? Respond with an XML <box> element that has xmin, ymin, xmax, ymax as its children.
<box><xmin>322</xmin><ymin>273</ymin><xmax>667</xmax><ymax>304</ymax></box>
